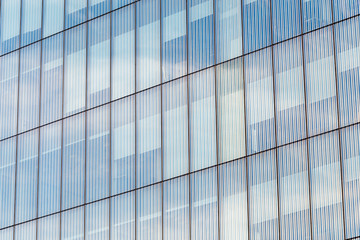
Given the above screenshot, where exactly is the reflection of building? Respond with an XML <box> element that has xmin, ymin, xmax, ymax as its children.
<box><xmin>0</xmin><ymin>0</ymin><xmax>359</xmax><ymax>239</ymax></box>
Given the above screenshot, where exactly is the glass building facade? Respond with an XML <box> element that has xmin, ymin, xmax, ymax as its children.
<box><xmin>0</xmin><ymin>0</ymin><xmax>359</xmax><ymax>239</ymax></box>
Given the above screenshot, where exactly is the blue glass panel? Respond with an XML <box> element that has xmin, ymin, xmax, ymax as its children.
<box><xmin>0</xmin><ymin>0</ymin><xmax>21</xmax><ymax>54</ymax></box>
<box><xmin>21</xmin><ymin>0</ymin><xmax>42</xmax><ymax>46</ymax></box>
<box><xmin>61</xmin><ymin>207</ymin><xmax>84</xmax><ymax>240</ymax></box>
<box><xmin>86</xmin><ymin>200</ymin><xmax>109</xmax><ymax>239</ymax></box>
<box><xmin>188</xmin><ymin>0</ymin><xmax>214</xmax><ymax>72</ymax></box>
<box><xmin>302</xmin><ymin>0</ymin><xmax>332</xmax><ymax>32</ymax></box>
<box><xmin>113</xmin><ymin>0</ymin><xmax>137</xmax><ymax>9</ymax></box>
<box><xmin>335</xmin><ymin>17</ymin><xmax>360</xmax><ymax>127</ymax></box>
<box><xmin>65</xmin><ymin>0</ymin><xmax>87</xmax><ymax>29</ymax></box>
<box><xmin>333</xmin><ymin>0</ymin><xmax>360</xmax><ymax>21</ymax></box>
<box><xmin>0</xmin><ymin>228</ymin><xmax>13</xmax><ymax>239</ymax></box>
<box><xmin>215</xmin><ymin>0</ymin><xmax>242</xmax><ymax>62</ymax></box>
<box><xmin>43</xmin><ymin>0</ymin><xmax>64</xmax><ymax>37</ymax></box>
<box><xmin>15</xmin><ymin>221</ymin><xmax>36</xmax><ymax>240</ymax></box>
<box><xmin>162</xmin><ymin>0</ymin><xmax>187</xmax><ymax>81</ymax></box>
<box><xmin>243</xmin><ymin>0</ymin><xmax>271</xmax><ymax>53</ymax></box>
<box><xmin>38</xmin><ymin>214</ymin><xmax>60</xmax><ymax>240</ymax></box>
<box><xmin>89</xmin><ymin>0</ymin><xmax>111</xmax><ymax>19</ymax></box>
<box><xmin>111</xmin><ymin>192</ymin><xmax>135</xmax><ymax>240</ymax></box>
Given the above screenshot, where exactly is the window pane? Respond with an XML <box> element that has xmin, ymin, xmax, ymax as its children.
<box><xmin>191</xmin><ymin>168</ymin><xmax>218</xmax><ymax>240</ymax></box>
<box><xmin>0</xmin><ymin>228</ymin><xmax>13</xmax><ymax>239</ymax></box>
<box><xmin>111</xmin><ymin>6</ymin><xmax>135</xmax><ymax>99</ymax></box>
<box><xmin>302</xmin><ymin>0</ymin><xmax>332</xmax><ymax>32</ymax></box>
<box><xmin>278</xmin><ymin>141</ymin><xmax>311</xmax><ymax>240</ymax></box>
<box><xmin>87</xmin><ymin>15</ymin><xmax>110</xmax><ymax>108</ymax></box>
<box><xmin>111</xmin><ymin>192</ymin><xmax>135</xmax><ymax>240</ymax></box>
<box><xmin>248</xmin><ymin>151</ymin><xmax>279</xmax><ymax>240</ymax></box>
<box><xmin>272</xmin><ymin>0</ymin><xmax>301</xmax><ymax>43</ymax></box>
<box><xmin>0</xmin><ymin>51</ymin><xmax>18</xmax><ymax>139</ymax></box>
<box><xmin>18</xmin><ymin>43</ymin><xmax>40</xmax><ymax>133</ymax></box>
<box><xmin>38</xmin><ymin>214</ymin><xmax>60</xmax><ymax>240</ymax></box>
<box><xmin>161</xmin><ymin>0</ymin><xmax>187</xmax><ymax>81</ymax></box>
<box><xmin>340</xmin><ymin>125</ymin><xmax>360</xmax><ymax>238</ymax></box>
<box><xmin>111</xmin><ymin>96</ymin><xmax>135</xmax><ymax>194</ymax></box>
<box><xmin>245</xmin><ymin>48</ymin><xmax>275</xmax><ymax>154</ymax></box>
<box><xmin>113</xmin><ymin>0</ymin><xmax>137</xmax><ymax>9</ymax></box>
<box><xmin>62</xmin><ymin>114</ymin><xmax>85</xmax><ymax>209</ymax></box>
<box><xmin>21</xmin><ymin>0</ymin><xmax>42</xmax><ymax>46</ymax></box>
<box><xmin>189</xmin><ymin>68</ymin><xmax>216</xmax><ymax>171</ymax></box>
<box><xmin>308</xmin><ymin>132</ymin><xmax>344</xmax><ymax>239</ymax></box>
<box><xmin>333</xmin><ymin>0</ymin><xmax>360</xmax><ymax>21</ymax></box>
<box><xmin>61</xmin><ymin>207</ymin><xmax>84</xmax><ymax>240</ymax></box>
<box><xmin>43</xmin><ymin>0</ymin><xmax>64</xmax><ymax>37</ymax></box>
<box><xmin>215</xmin><ymin>0</ymin><xmax>242</xmax><ymax>62</ymax></box>
<box><xmin>274</xmin><ymin>38</ymin><xmax>306</xmax><ymax>145</ymax></box>
<box><xmin>86</xmin><ymin>105</ymin><xmax>110</xmax><ymax>202</ymax></box>
<box><xmin>163</xmin><ymin>176</ymin><xmax>189</xmax><ymax>240</ymax></box>
<box><xmin>304</xmin><ymin>27</ymin><xmax>338</xmax><ymax>136</ymax></box>
<box><xmin>335</xmin><ymin>17</ymin><xmax>360</xmax><ymax>127</ymax></box>
<box><xmin>64</xmin><ymin>25</ymin><xmax>86</xmax><ymax>116</ymax></box>
<box><xmin>89</xmin><ymin>0</ymin><xmax>111</xmax><ymax>19</ymax></box>
<box><xmin>219</xmin><ymin>160</ymin><xmax>248</xmax><ymax>240</ymax></box>
<box><xmin>38</xmin><ymin>122</ymin><xmax>61</xmax><ymax>217</ymax></box>
<box><xmin>0</xmin><ymin>137</ymin><xmax>16</xmax><ymax>228</ymax></box>
<box><xmin>41</xmin><ymin>33</ymin><xmax>63</xmax><ymax>125</ymax></box>
<box><xmin>65</xmin><ymin>0</ymin><xmax>87</xmax><ymax>29</ymax></box>
<box><xmin>137</xmin><ymin>184</ymin><xmax>162</xmax><ymax>240</ymax></box>
<box><xmin>216</xmin><ymin>59</ymin><xmax>246</xmax><ymax>162</ymax></box>
<box><xmin>86</xmin><ymin>200</ymin><xmax>109</xmax><ymax>240</ymax></box>
<box><xmin>243</xmin><ymin>0</ymin><xmax>271</xmax><ymax>53</ymax></box>
<box><xmin>0</xmin><ymin>0</ymin><xmax>21</xmax><ymax>54</ymax></box>
<box><xmin>163</xmin><ymin>78</ymin><xmax>189</xmax><ymax>179</ymax></box>
<box><xmin>136</xmin><ymin>88</ymin><xmax>161</xmax><ymax>187</ymax></box>
<box><xmin>188</xmin><ymin>0</ymin><xmax>214</xmax><ymax>72</ymax></box>
<box><xmin>15</xmin><ymin>221</ymin><xmax>36</xmax><ymax>240</ymax></box>
<box><xmin>15</xmin><ymin>130</ymin><xmax>38</xmax><ymax>223</ymax></box>
<box><xmin>136</xmin><ymin>0</ymin><xmax>160</xmax><ymax>91</ymax></box>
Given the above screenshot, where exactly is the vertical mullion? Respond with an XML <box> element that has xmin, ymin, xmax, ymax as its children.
<box><xmin>159</xmin><ymin>0</ymin><xmax>164</xmax><ymax>238</ymax></box>
<box><xmin>330</xmin><ymin>1</ymin><xmax>347</xmax><ymax>238</ymax></box>
<box><xmin>134</xmin><ymin>3</ymin><xmax>137</xmax><ymax>240</ymax></box>
<box><xmin>109</xmin><ymin>0</ymin><xmax>113</xmax><ymax>239</ymax></box>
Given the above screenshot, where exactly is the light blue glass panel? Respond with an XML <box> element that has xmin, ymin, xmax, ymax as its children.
<box><xmin>308</xmin><ymin>132</ymin><xmax>344</xmax><ymax>240</ymax></box>
<box><xmin>189</xmin><ymin>68</ymin><xmax>216</xmax><ymax>171</ymax></box>
<box><xmin>163</xmin><ymin>176</ymin><xmax>189</xmax><ymax>240</ymax></box>
<box><xmin>215</xmin><ymin>0</ymin><xmax>242</xmax><ymax>63</ymax></box>
<box><xmin>243</xmin><ymin>0</ymin><xmax>271</xmax><ymax>53</ymax></box>
<box><xmin>272</xmin><ymin>0</ymin><xmax>301</xmax><ymax>43</ymax></box>
<box><xmin>89</xmin><ymin>0</ymin><xmax>111</xmax><ymax>19</ymax></box>
<box><xmin>65</xmin><ymin>0</ymin><xmax>87</xmax><ymax>28</ymax></box>
<box><xmin>62</xmin><ymin>114</ymin><xmax>85</xmax><ymax>209</ymax></box>
<box><xmin>245</xmin><ymin>48</ymin><xmax>275</xmax><ymax>154</ymax></box>
<box><xmin>137</xmin><ymin>184</ymin><xmax>162</xmax><ymax>240</ymax></box>
<box><xmin>43</xmin><ymin>0</ymin><xmax>64</xmax><ymax>37</ymax></box>
<box><xmin>188</xmin><ymin>0</ymin><xmax>214</xmax><ymax>72</ymax></box>
<box><xmin>18</xmin><ymin>43</ymin><xmax>40</xmax><ymax>133</ymax></box>
<box><xmin>219</xmin><ymin>160</ymin><xmax>248</xmax><ymax>240</ymax></box>
<box><xmin>304</xmin><ymin>27</ymin><xmax>338</xmax><ymax>136</ymax></box>
<box><xmin>0</xmin><ymin>0</ymin><xmax>21</xmax><ymax>54</ymax></box>
<box><xmin>87</xmin><ymin>15</ymin><xmax>110</xmax><ymax>109</ymax></box>
<box><xmin>112</xmin><ymin>6</ymin><xmax>135</xmax><ymax>100</ymax></box>
<box><xmin>136</xmin><ymin>88</ymin><xmax>161</xmax><ymax>187</ymax></box>
<box><xmin>302</xmin><ymin>0</ymin><xmax>332</xmax><ymax>32</ymax></box>
<box><xmin>248</xmin><ymin>151</ymin><xmax>279</xmax><ymax>240</ymax></box>
<box><xmin>191</xmin><ymin>167</ymin><xmax>218</xmax><ymax>240</ymax></box>
<box><xmin>86</xmin><ymin>105</ymin><xmax>110</xmax><ymax>202</ymax></box>
<box><xmin>216</xmin><ymin>59</ymin><xmax>246</xmax><ymax>163</ymax></box>
<box><xmin>340</xmin><ymin>125</ymin><xmax>360</xmax><ymax>238</ymax></box>
<box><xmin>15</xmin><ymin>130</ymin><xmax>38</xmax><ymax>223</ymax></box>
<box><xmin>61</xmin><ymin>207</ymin><xmax>84</xmax><ymax>240</ymax></box>
<box><xmin>86</xmin><ymin>200</ymin><xmax>109</xmax><ymax>240</ymax></box>
<box><xmin>41</xmin><ymin>33</ymin><xmax>63</xmax><ymax>125</ymax></box>
<box><xmin>136</xmin><ymin>0</ymin><xmax>161</xmax><ymax>91</ymax></box>
<box><xmin>38</xmin><ymin>122</ymin><xmax>61</xmax><ymax>217</ymax></box>
<box><xmin>14</xmin><ymin>221</ymin><xmax>36</xmax><ymax>240</ymax></box>
<box><xmin>113</xmin><ymin>0</ymin><xmax>137</xmax><ymax>9</ymax></box>
<box><xmin>274</xmin><ymin>38</ymin><xmax>306</xmax><ymax>145</ymax></box>
<box><xmin>111</xmin><ymin>192</ymin><xmax>135</xmax><ymax>240</ymax></box>
<box><xmin>278</xmin><ymin>141</ymin><xmax>311</xmax><ymax>240</ymax></box>
<box><xmin>38</xmin><ymin>214</ymin><xmax>60</xmax><ymax>240</ymax></box>
<box><xmin>162</xmin><ymin>0</ymin><xmax>187</xmax><ymax>81</ymax></box>
<box><xmin>0</xmin><ymin>137</ymin><xmax>16</xmax><ymax>228</ymax></box>
<box><xmin>0</xmin><ymin>51</ymin><xmax>18</xmax><ymax>139</ymax></box>
<box><xmin>64</xmin><ymin>25</ymin><xmax>86</xmax><ymax>116</ymax></box>
<box><xmin>335</xmin><ymin>17</ymin><xmax>360</xmax><ymax>127</ymax></box>
<box><xmin>333</xmin><ymin>0</ymin><xmax>360</xmax><ymax>21</ymax></box>
<box><xmin>111</xmin><ymin>96</ymin><xmax>135</xmax><ymax>194</ymax></box>
<box><xmin>0</xmin><ymin>228</ymin><xmax>13</xmax><ymax>239</ymax></box>
<box><xmin>163</xmin><ymin>78</ymin><xmax>188</xmax><ymax>179</ymax></box>
<box><xmin>20</xmin><ymin>0</ymin><xmax>42</xmax><ymax>46</ymax></box>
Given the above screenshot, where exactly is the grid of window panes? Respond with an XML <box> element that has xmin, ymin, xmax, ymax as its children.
<box><xmin>0</xmin><ymin>0</ymin><xmax>359</xmax><ymax>239</ymax></box>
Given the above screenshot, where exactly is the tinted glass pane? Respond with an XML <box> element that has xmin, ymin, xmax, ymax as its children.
<box><xmin>15</xmin><ymin>221</ymin><xmax>36</xmax><ymax>240</ymax></box>
<box><xmin>21</xmin><ymin>0</ymin><xmax>42</xmax><ymax>46</ymax></box>
<box><xmin>0</xmin><ymin>0</ymin><xmax>21</xmax><ymax>54</ymax></box>
<box><xmin>0</xmin><ymin>228</ymin><xmax>13</xmax><ymax>239</ymax></box>
<box><xmin>38</xmin><ymin>214</ymin><xmax>60</xmax><ymax>240</ymax></box>
<box><xmin>66</xmin><ymin>0</ymin><xmax>87</xmax><ymax>28</ymax></box>
<box><xmin>302</xmin><ymin>0</ymin><xmax>332</xmax><ymax>32</ymax></box>
<box><xmin>333</xmin><ymin>0</ymin><xmax>360</xmax><ymax>21</ymax></box>
<box><xmin>113</xmin><ymin>0</ymin><xmax>137</xmax><ymax>9</ymax></box>
<box><xmin>111</xmin><ymin>192</ymin><xmax>135</xmax><ymax>240</ymax></box>
<box><xmin>89</xmin><ymin>0</ymin><xmax>111</xmax><ymax>19</ymax></box>
<box><xmin>43</xmin><ymin>0</ymin><xmax>64</xmax><ymax>37</ymax></box>
<box><xmin>61</xmin><ymin>207</ymin><xmax>84</xmax><ymax>240</ymax></box>
<box><xmin>86</xmin><ymin>200</ymin><xmax>109</xmax><ymax>240</ymax></box>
